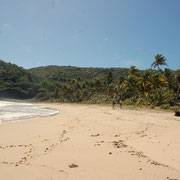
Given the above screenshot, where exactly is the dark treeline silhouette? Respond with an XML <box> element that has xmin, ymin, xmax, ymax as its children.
<box><xmin>0</xmin><ymin>55</ymin><xmax>180</xmax><ymax>110</ymax></box>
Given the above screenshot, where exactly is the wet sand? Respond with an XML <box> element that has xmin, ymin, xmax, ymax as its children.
<box><xmin>0</xmin><ymin>103</ymin><xmax>180</xmax><ymax>180</ymax></box>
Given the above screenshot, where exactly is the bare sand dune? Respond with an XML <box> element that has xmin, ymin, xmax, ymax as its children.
<box><xmin>0</xmin><ymin>103</ymin><xmax>180</xmax><ymax>180</ymax></box>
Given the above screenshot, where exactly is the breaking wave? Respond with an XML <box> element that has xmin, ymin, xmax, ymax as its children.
<box><xmin>0</xmin><ymin>101</ymin><xmax>59</xmax><ymax>124</ymax></box>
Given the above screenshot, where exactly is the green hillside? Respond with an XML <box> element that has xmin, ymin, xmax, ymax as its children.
<box><xmin>28</xmin><ymin>66</ymin><xmax>129</xmax><ymax>82</ymax></box>
<box><xmin>0</xmin><ymin>58</ymin><xmax>180</xmax><ymax>110</ymax></box>
<box><xmin>0</xmin><ymin>60</ymin><xmax>40</xmax><ymax>98</ymax></box>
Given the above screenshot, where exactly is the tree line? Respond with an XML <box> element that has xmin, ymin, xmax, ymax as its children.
<box><xmin>0</xmin><ymin>55</ymin><xmax>180</xmax><ymax>110</ymax></box>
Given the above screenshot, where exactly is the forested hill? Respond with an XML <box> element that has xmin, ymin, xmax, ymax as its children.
<box><xmin>0</xmin><ymin>59</ymin><xmax>129</xmax><ymax>99</ymax></box>
<box><xmin>28</xmin><ymin>66</ymin><xmax>129</xmax><ymax>82</ymax></box>
<box><xmin>0</xmin><ymin>58</ymin><xmax>180</xmax><ymax>110</ymax></box>
<box><xmin>0</xmin><ymin>60</ymin><xmax>40</xmax><ymax>98</ymax></box>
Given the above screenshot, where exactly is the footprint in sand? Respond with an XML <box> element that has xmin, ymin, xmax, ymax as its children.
<box><xmin>69</xmin><ymin>163</ymin><xmax>79</xmax><ymax>168</ymax></box>
<box><xmin>91</xmin><ymin>134</ymin><xmax>100</xmax><ymax>137</ymax></box>
<box><xmin>114</xmin><ymin>134</ymin><xmax>120</xmax><ymax>137</ymax></box>
<box><xmin>112</xmin><ymin>140</ymin><xmax>128</xmax><ymax>148</ymax></box>
<box><xmin>94</xmin><ymin>144</ymin><xmax>101</xmax><ymax>146</ymax></box>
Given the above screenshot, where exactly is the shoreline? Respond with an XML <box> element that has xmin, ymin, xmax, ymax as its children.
<box><xmin>0</xmin><ymin>103</ymin><xmax>180</xmax><ymax>180</ymax></box>
<box><xmin>1</xmin><ymin>97</ymin><xmax>177</xmax><ymax>111</ymax></box>
<box><xmin>0</xmin><ymin>100</ymin><xmax>59</xmax><ymax>125</ymax></box>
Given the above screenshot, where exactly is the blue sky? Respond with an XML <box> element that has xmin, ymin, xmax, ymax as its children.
<box><xmin>0</xmin><ymin>0</ymin><xmax>180</xmax><ymax>70</ymax></box>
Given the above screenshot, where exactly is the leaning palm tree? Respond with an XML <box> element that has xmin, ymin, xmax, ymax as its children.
<box><xmin>151</xmin><ymin>54</ymin><xmax>167</xmax><ymax>70</ymax></box>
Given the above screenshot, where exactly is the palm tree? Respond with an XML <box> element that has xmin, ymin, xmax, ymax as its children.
<box><xmin>151</xmin><ymin>54</ymin><xmax>167</xmax><ymax>70</ymax></box>
<box><xmin>106</xmin><ymin>71</ymin><xmax>113</xmax><ymax>85</ymax></box>
<box><xmin>129</xmin><ymin>66</ymin><xmax>140</xmax><ymax>76</ymax></box>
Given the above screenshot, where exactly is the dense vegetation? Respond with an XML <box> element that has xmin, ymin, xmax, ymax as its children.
<box><xmin>0</xmin><ymin>60</ymin><xmax>40</xmax><ymax>98</ymax></box>
<box><xmin>0</xmin><ymin>55</ymin><xmax>180</xmax><ymax>110</ymax></box>
<box><xmin>29</xmin><ymin>66</ymin><xmax>128</xmax><ymax>82</ymax></box>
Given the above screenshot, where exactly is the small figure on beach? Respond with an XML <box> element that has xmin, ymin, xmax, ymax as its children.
<box><xmin>119</xmin><ymin>99</ymin><xmax>123</xmax><ymax>109</ymax></box>
<box><xmin>112</xmin><ymin>97</ymin><xmax>115</xmax><ymax>109</ymax></box>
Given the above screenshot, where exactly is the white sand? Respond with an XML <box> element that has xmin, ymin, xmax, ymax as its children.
<box><xmin>0</xmin><ymin>103</ymin><xmax>180</xmax><ymax>180</ymax></box>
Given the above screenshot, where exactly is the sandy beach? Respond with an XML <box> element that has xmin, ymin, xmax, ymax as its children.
<box><xmin>0</xmin><ymin>103</ymin><xmax>180</xmax><ymax>180</ymax></box>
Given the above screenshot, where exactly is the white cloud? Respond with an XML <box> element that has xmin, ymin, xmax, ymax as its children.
<box><xmin>72</xmin><ymin>35</ymin><xmax>79</xmax><ymax>40</ymax></box>
<box><xmin>3</xmin><ymin>24</ymin><xmax>8</xmax><ymax>28</ymax></box>
<box><xmin>112</xmin><ymin>53</ymin><xmax>121</xmax><ymax>60</ymax></box>
<box><xmin>2</xmin><ymin>23</ymin><xmax>10</xmax><ymax>31</ymax></box>
<box><xmin>104</xmin><ymin>37</ymin><xmax>109</xmax><ymax>41</ymax></box>
<box><xmin>123</xmin><ymin>59</ymin><xmax>140</xmax><ymax>68</ymax></box>
<box><xmin>25</xmin><ymin>47</ymin><xmax>32</xmax><ymax>53</ymax></box>
<box><xmin>135</xmin><ymin>47</ymin><xmax>143</xmax><ymax>51</ymax></box>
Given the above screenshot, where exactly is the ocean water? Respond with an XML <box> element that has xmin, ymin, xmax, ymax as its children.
<box><xmin>0</xmin><ymin>101</ymin><xmax>59</xmax><ymax>124</ymax></box>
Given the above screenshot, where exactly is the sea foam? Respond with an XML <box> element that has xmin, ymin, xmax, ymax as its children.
<box><xmin>0</xmin><ymin>101</ymin><xmax>59</xmax><ymax>124</ymax></box>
